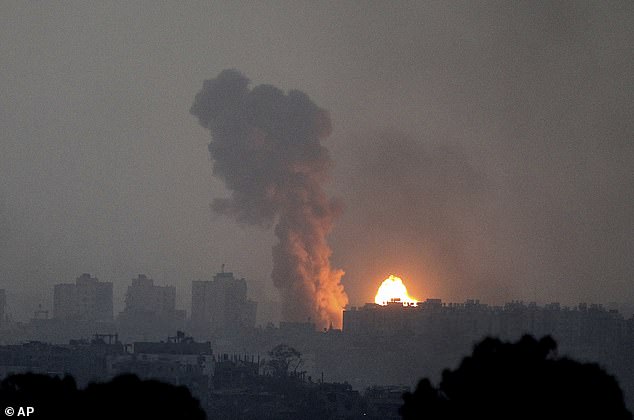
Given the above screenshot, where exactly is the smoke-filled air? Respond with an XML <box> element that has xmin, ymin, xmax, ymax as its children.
<box><xmin>190</xmin><ymin>69</ymin><xmax>348</xmax><ymax>328</ymax></box>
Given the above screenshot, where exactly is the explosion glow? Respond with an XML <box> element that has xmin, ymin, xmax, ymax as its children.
<box><xmin>374</xmin><ymin>275</ymin><xmax>418</xmax><ymax>305</ymax></box>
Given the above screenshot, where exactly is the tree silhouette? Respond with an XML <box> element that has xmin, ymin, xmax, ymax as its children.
<box><xmin>81</xmin><ymin>374</ymin><xmax>206</xmax><ymax>420</ymax></box>
<box><xmin>401</xmin><ymin>335</ymin><xmax>632</xmax><ymax>420</ymax></box>
<box><xmin>0</xmin><ymin>373</ymin><xmax>80</xmax><ymax>419</ymax></box>
<box><xmin>265</xmin><ymin>344</ymin><xmax>303</xmax><ymax>378</ymax></box>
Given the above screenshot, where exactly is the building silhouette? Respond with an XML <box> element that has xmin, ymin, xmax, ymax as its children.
<box><xmin>108</xmin><ymin>332</ymin><xmax>213</xmax><ymax>405</ymax></box>
<box><xmin>117</xmin><ymin>275</ymin><xmax>185</xmax><ymax>341</ymax></box>
<box><xmin>0</xmin><ymin>289</ymin><xmax>5</xmax><ymax>327</ymax></box>
<box><xmin>53</xmin><ymin>274</ymin><xmax>113</xmax><ymax>322</ymax></box>
<box><xmin>343</xmin><ymin>298</ymin><xmax>627</xmax><ymax>347</ymax></box>
<box><xmin>0</xmin><ymin>334</ymin><xmax>125</xmax><ymax>387</ymax></box>
<box><xmin>124</xmin><ymin>274</ymin><xmax>176</xmax><ymax>315</ymax></box>
<box><xmin>191</xmin><ymin>270</ymin><xmax>257</xmax><ymax>338</ymax></box>
<box><xmin>2</xmin><ymin>275</ymin><xmax>633</xmax><ymax>414</ymax></box>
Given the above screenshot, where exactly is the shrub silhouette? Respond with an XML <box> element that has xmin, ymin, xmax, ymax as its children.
<box><xmin>401</xmin><ymin>335</ymin><xmax>632</xmax><ymax>420</ymax></box>
<box><xmin>0</xmin><ymin>373</ymin><xmax>205</xmax><ymax>420</ymax></box>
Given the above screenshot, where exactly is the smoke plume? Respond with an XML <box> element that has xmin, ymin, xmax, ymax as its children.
<box><xmin>190</xmin><ymin>69</ymin><xmax>347</xmax><ymax>327</ymax></box>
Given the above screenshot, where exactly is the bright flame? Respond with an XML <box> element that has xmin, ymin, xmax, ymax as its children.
<box><xmin>374</xmin><ymin>275</ymin><xmax>418</xmax><ymax>305</ymax></box>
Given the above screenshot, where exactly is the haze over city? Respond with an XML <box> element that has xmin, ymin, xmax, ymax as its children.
<box><xmin>1</xmin><ymin>2</ymin><xmax>632</xmax><ymax>322</ymax></box>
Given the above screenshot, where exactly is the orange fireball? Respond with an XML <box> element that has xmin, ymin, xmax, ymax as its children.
<box><xmin>374</xmin><ymin>275</ymin><xmax>418</xmax><ymax>305</ymax></box>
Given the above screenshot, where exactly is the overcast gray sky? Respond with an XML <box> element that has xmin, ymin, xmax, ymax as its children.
<box><xmin>1</xmin><ymin>1</ymin><xmax>632</xmax><ymax>320</ymax></box>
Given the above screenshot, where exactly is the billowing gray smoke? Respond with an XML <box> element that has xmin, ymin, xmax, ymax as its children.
<box><xmin>190</xmin><ymin>69</ymin><xmax>348</xmax><ymax>328</ymax></box>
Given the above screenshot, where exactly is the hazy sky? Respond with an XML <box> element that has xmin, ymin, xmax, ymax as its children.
<box><xmin>1</xmin><ymin>1</ymin><xmax>632</xmax><ymax>320</ymax></box>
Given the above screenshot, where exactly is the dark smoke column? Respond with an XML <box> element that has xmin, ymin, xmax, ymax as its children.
<box><xmin>190</xmin><ymin>69</ymin><xmax>348</xmax><ymax>328</ymax></box>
